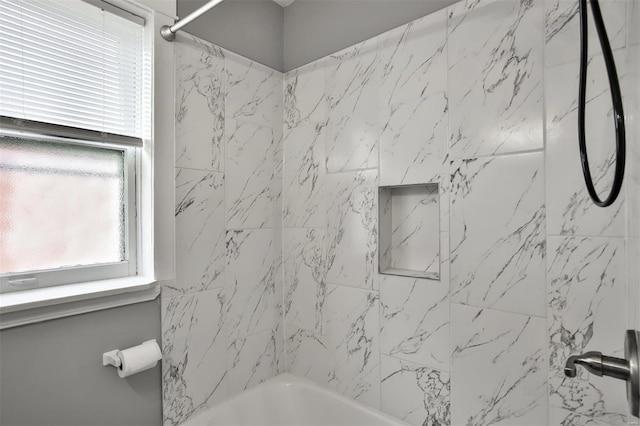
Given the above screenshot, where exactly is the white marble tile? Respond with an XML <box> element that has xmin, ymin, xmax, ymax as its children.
<box><xmin>632</xmin><ymin>0</ymin><xmax>640</xmax><ymax>47</ymax></box>
<box><xmin>629</xmin><ymin>238</ymin><xmax>640</xmax><ymax>331</ymax></box>
<box><xmin>285</xmin><ymin>324</ymin><xmax>329</xmax><ymax>386</ymax></box>
<box><xmin>377</xmin><ymin>10</ymin><xmax>447</xmax><ymax>107</ymax></box>
<box><xmin>325</xmin><ymin>284</ymin><xmax>380</xmax><ymax>408</ymax></box>
<box><xmin>285</xmin><ymin>61</ymin><xmax>327</xmax><ymax>129</ymax></box>
<box><xmin>274</xmin><ymin>319</ymin><xmax>285</xmax><ymax>375</ymax></box>
<box><xmin>326</xmin><ymin>170</ymin><xmax>378</xmax><ymax>290</ymax></box>
<box><xmin>225</xmin><ymin>51</ymin><xmax>279</xmax><ymax>127</ymax></box>
<box><xmin>283</xmin><ymin>122</ymin><xmax>327</xmax><ymax>228</ymax></box>
<box><xmin>274</xmin><ymin>140</ymin><xmax>285</xmax><ymax>378</ymax></box>
<box><xmin>379</xmin><ymin>184</ymin><xmax>440</xmax><ymax>276</ymax></box>
<box><xmin>273</xmin><ymin>122</ymin><xmax>283</xmax><ymax>268</ymax></box>
<box><xmin>627</xmin><ymin>188</ymin><xmax>640</xmax><ymax>243</ymax></box>
<box><xmin>447</xmin><ymin>0</ymin><xmax>544</xmax><ymax>159</ymax></box>
<box><xmin>380</xmin><ymin>265</ymin><xmax>450</xmax><ymax>371</ymax></box>
<box><xmin>273</xmin><ymin>76</ymin><xmax>284</xmax><ymax>180</ymax></box>
<box><xmin>271</xmin><ymin>70</ymin><xmax>284</xmax><ymax>136</ymax></box>
<box><xmin>625</xmin><ymin>41</ymin><xmax>640</xmax><ymax>240</ymax></box>
<box><xmin>450</xmin><ymin>153</ymin><xmax>546</xmax><ymax>317</ymax></box>
<box><xmin>549</xmin><ymin>405</ymin><xmax>614</xmax><ymax>426</ymax></box>
<box><xmin>162</xmin><ymin>289</ymin><xmax>227</xmax><ymax>426</ymax></box>
<box><xmin>273</xmin><ymin>132</ymin><xmax>284</xmax><ymax>374</ymax></box>
<box><xmin>548</xmin><ymin>236</ymin><xmax>628</xmax><ymax>425</ymax></box>
<box><xmin>227</xmin><ymin>329</ymin><xmax>276</xmax><ymax>397</ymax></box>
<box><xmin>440</xmin><ymin>231</ymin><xmax>450</xmax><ymax>288</ymax></box>
<box><xmin>170</xmin><ymin>169</ymin><xmax>224</xmax><ymax>296</ymax></box>
<box><xmin>380</xmin><ymin>355</ymin><xmax>450</xmax><ymax>426</ymax></box>
<box><xmin>629</xmin><ymin>127</ymin><xmax>640</xmax><ymax>239</ymax></box>
<box><xmin>545</xmin><ymin>0</ymin><xmax>627</xmax><ymax>68</ymax></box>
<box><xmin>225</xmin><ymin>119</ymin><xmax>274</xmax><ymax>229</ymax></box>
<box><xmin>326</xmin><ymin>47</ymin><xmax>379</xmax><ymax>172</ymax></box>
<box><xmin>284</xmin><ymin>228</ymin><xmax>325</xmax><ymax>334</ymax></box>
<box><xmin>325</xmin><ymin>117</ymin><xmax>378</xmax><ymax>174</ymax></box>
<box><xmin>274</xmin><ymin>187</ymin><xmax>283</xmax><ymax>319</ymax></box>
<box><xmin>379</xmin><ymin>93</ymin><xmax>448</xmax><ymax>187</ymax></box>
<box><xmin>273</xmin><ymin>165</ymin><xmax>285</xmax><ymax>376</ymax></box>
<box><xmin>274</xmin><ymin>174</ymin><xmax>283</xmax><ymax>225</ymax></box>
<box><xmin>439</xmin><ymin>172</ymin><xmax>450</xmax><ymax>235</ymax></box>
<box><xmin>450</xmin><ymin>304</ymin><xmax>547</xmax><ymax>425</ymax></box>
<box><xmin>225</xmin><ymin>229</ymin><xmax>275</xmax><ymax>341</ymax></box>
<box><xmin>545</xmin><ymin>55</ymin><xmax>626</xmax><ymax>237</ymax></box>
<box><xmin>175</xmin><ymin>40</ymin><xmax>225</xmax><ymax>172</ymax></box>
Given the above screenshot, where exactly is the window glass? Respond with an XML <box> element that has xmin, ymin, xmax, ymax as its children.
<box><xmin>0</xmin><ymin>138</ymin><xmax>126</xmax><ymax>274</ymax></box>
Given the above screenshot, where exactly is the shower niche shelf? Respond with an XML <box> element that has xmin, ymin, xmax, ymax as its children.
<box><xmin>378</xmin><ymin>183</ymin><xmax>440</xmax><ymax>280</ymax></box>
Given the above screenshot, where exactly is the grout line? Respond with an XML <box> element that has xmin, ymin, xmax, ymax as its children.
<box><xmin>376</xmin><ymin>263</ymin><xmax>383</xmax><ymax>409</ymax></box>
<box><xmin>324</xmin><ymin>167</ymin><xmax>379</xmax><ymax>176</ymax></box>
<box><xmin>541</xmin><ymin>34</ymin><xmax>553</xmax><ymax>415</ymax></box>
<box><xmin>546</xmin><ymin>233</ymin><xmax>627</xmax><ymax>239</ymax></box>
<box><xmin>175</xmin><ymin>165</ymin><xmax>224</xmax><ymax>174</ymax></box>
<box><xmin>224</xmin><ymin>227</ymin><xmax>276</xmax><ymax>231</ymax></box>
<box><xmin>544</xmin><ymin>44</ymin><xmax>630</xmax><ymax>71</ymax></box>
<box><xmin>227</xmin><ymin>327</ymin><xmax>275</xmax><ymax>344</ymax></box>
<box><xmin>160</xmin><ymin>285</ymin><xmax>225</xmax><ymax>300</ymax></box>
<box><xmin>282</xmin><ymin>226</ymin><xmax>328</xmax><ymax>231</ymax></box>
<box><xmin>325</xmin><ymin>281</ymin><xmax>379</xmax><ymax>293</ymax></box>
<box><xmin>449</xmin><ymin>302</ymin><xmax>548</xmax><ymax>320</ymax></box>
<box><xmin>449</xmin><ymin>147</ymin><xmax>545</xmax><ymax>162</ymax></box>
<box><xmin>382</xmin><ymin>352</ymin><xmax>451</xmax><ymax>375</ymax></box>
<box><xmin>446</xmin><ymin>8</ymin><xmax>454</xmax><ymax>390</ymax></box>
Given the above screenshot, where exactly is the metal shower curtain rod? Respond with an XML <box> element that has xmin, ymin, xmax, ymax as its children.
<box><xmin>160</xmin><ymin>0</ymin><xmax>225</xmax><ymax>41</ymax></box>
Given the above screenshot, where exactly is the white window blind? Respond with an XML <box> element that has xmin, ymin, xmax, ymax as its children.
<box><xmin>0</xmin><ymin>0</ymin><xmax>145</xmax><ymax>143</ymax></box>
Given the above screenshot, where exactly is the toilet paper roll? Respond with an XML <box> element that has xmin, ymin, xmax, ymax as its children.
<box><xmin>116</xmin><ymin>339</ymin><xmax>162</xmax><ymax>378</ymax></box>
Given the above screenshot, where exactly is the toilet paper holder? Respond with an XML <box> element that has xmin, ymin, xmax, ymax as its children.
<box><xmin>102</xmin><ymin>349</ymin><xmax>123</xmax><ymax>368</ymax></box>
<box><xmin>102</xmin><ymin>339</ymin><xmax>162</xmax><ymax>376</ymax></box>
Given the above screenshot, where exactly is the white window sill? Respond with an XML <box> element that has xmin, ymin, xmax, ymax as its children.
<box><xmin>0</xmin><ymin>276</ymin><xmax>160</xmax><ymax>330</ymax></box>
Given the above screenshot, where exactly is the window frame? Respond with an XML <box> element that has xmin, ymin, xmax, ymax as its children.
<box><xmin>0</xmin><ymin>0</ymin><xmax>149</xmax><ymax>294</ymax></box>
<box><xmin>0</xmin><ymin>0</ymin><xmax>174</xmax><ymax>330</ymax></box>
<box><xmin>0</xmin><ymin>137</ymin><xmax>139</xmax><ymax>293</ymax></box>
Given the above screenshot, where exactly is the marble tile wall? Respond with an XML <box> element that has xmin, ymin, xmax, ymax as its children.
<box><xmin>283</xmin><ymin>6</ymin><xmax>453</xmax><ymax>423</ymax></box>
<box><xmin>161</xmin><ymin>0</ymin><xmax>638</xmax><ymax>424</ymax></box>
<box><xmin>625</xmin><ymin>9</ymin><xmax>640</xmax><ymax>426</ymax></box>
<box><xmin>281</xmin><ymin>0</ymin><xmax>637</xmax><ymax>425</ymax></box>
<box><xmin>162</xmin><ymin>34</ymin><xmax>283</xmax><ymax>426</ymax></box>
<box><xmin>625</xmin><ymin>0</ymin><xmax>640</xmax><ymax>303</ymax></box>
<box><xmin>546</xmin><ymin>1</ymin><xmax>634</xmax><ymax>424</ymax></box>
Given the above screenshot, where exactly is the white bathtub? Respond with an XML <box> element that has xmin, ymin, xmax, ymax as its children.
<box><xmin>182</xmin><ymin>374</ymin><xmax>408</xmax><ymax>426</ymax></box>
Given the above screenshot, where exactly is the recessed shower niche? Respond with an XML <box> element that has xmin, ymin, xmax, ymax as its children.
<box><xmin>379</xmin><ymin>183</ymin><xmax>440</xmax><ymax>280</ymax></box>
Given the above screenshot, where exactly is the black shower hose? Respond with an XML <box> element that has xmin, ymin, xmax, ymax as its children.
<box><xmin>578</xmin><ymin>0</ymin><xmax>626</xmax><ymax>208</ymax></box>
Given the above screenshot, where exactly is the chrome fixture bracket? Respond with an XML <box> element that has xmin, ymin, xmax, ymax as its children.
<box><xmin>160</xmin><ymin>25</ymin><xmax>176</xmax><ymax>41</ymax></box>
<box><xmin>159</xmin><ymin>0</ymin><xmax>225</xmax><ymax>42</ymax></box>
<box><xmin>626</xmin><ymin>329</ymin><xmax>639</xmax><ymax>417</ymax></box>
<box><xmin>565</xmin><ymin>330</ymin><xmax>640</xmax><ymax>418</ymax></box>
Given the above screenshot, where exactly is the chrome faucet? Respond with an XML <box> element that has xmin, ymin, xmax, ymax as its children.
<box><xmin>564</xmin><ymin>351</ymin><xmax>630</xmax><ymax>380</ymax></box>
<box><xmin>564</xmin><ymin>330</ymin><xmax>640</xmax><ymax>418</ymax></box>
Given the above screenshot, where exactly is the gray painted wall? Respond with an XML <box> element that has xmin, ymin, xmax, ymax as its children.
<box><xmin>0</xmin><ymin>299</ymin><xmax>162</xmax><ymax>426</ymax></box>
<box><xmin>177</xmin><ymin>0</ymin><xmax>457</xmax><ymax>72</ymax></box>
<box><xmin>178</xmin><ymin>0</ymin><xmax>284</xmax><ymax>71</ymax></box>
<box><xmin>283</xmin><ymin>0</ymin><xmax>457</xmax><ymax>71</ymax></box>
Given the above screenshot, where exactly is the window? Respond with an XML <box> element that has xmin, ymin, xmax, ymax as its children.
<box><xmin>0</xmin><ymin>0</ymin><xmax>148</xmax><ymax>293</ymax></box>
